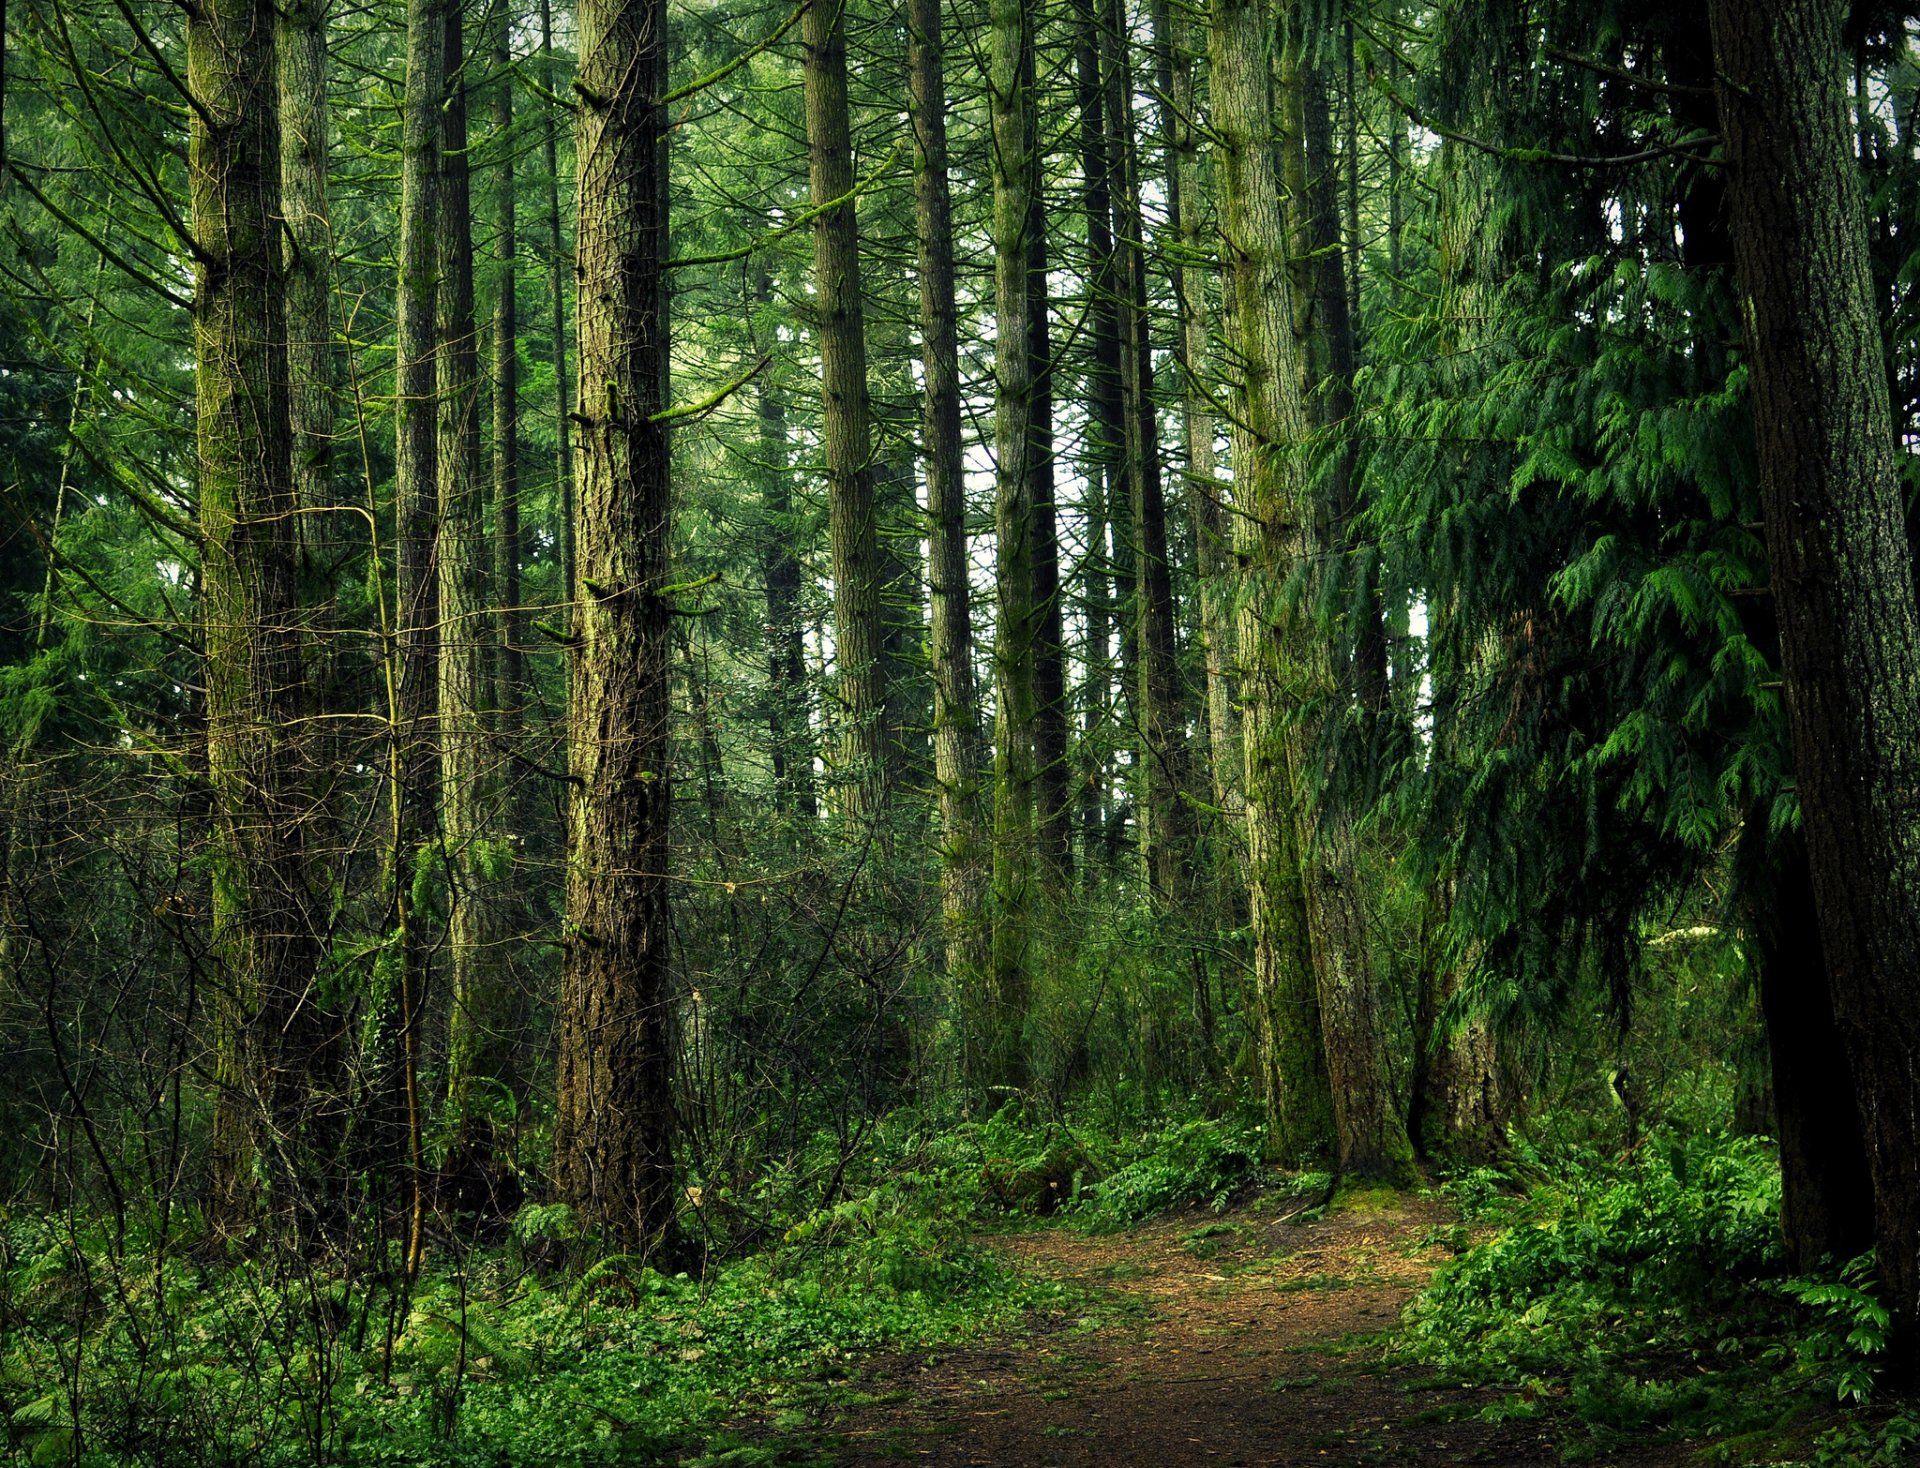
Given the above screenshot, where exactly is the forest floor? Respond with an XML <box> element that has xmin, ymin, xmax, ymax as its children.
<box><xmin>764</xmin><ymin>1189</ymin><xmax>1692</xmax><ymax>1468</ymax></box>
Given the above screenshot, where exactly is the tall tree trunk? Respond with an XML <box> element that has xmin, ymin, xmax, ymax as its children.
<box><xmin>191</xmin><ymin>0</ymin><xmax>339</xmax><ymax>1233</ymax></box>
<box><xmin>279</xmin><ymin>0</ymin><xmax>334</xmax><ymax>557</ymax></box>
<box><xmin>1074</xmin><ymin>0</ymin><xmax>1120</xmax><ymax>877</ymax></box>
<box><xmin>1407</xmin><ymin>875</ymin><xmax>1504</xmax><ymax>1164</ymax></box>
<box><xmin>906</xmin><ymin>0</ymin><xmax>990</xmax><ymax>1001</ymax></box>
<box><xmin>756</xmin><ymin>266</ymin><xmax>816</xmax><ymax>821</ymax></box>
<box><xmin>1154</xmin><ymin>0</ymin><xmax>1237</xmax><ymax>830</ymax></box>
<box><xmin>1027</xmin><ymin>73</ymin><xmax>1072</xmax><ymax>886</ymax></box>
<box><xmin>492</xmin><ymin>1</ymin><xmax>524</xmax><ymax>722</ymax></box>
<box><xmin>540</xmin><ymin>0</ymin><xmax>576</xmax><ymax>605</ymax></box>
<box><xmin>554</xmin><ymin>0</ymin><xmax>677</xmax><ymax>1253</ymax></box>
<box><xmin>1663</xmin><ymin>6</ymin><xmax>1873</xmax><ymax>1272</ymax></box>
<box><xmin>1267</xmin><ymin>6</ymin><xmax>1411</xmax><ymax>1183</ymax></box>
<box><xmin>1103</xmin><ymin>0</ymin><xmax>1191</xmax><ymax>903</ymax></box>
<box><xmin>442</xmin><ymin>0</ymin><xmax>511</xmax><ymax>1159</ymax></box>
<box><xmin>986</xmin><ymin>0</ymin><xmax>1039</xmax><ymax>1093</ymax></box>
<box><xmin>387</xmin><ymin>0</ymin><xmax>447</xmax><ymax>1269</ymax></box>
<box><xmin>1710</xmin><ymin>0</ymin><xmax>1920</xmax><ymax>1342</ymax></box>
<box><xmin>803</xmin><ymin>0</ymin><xmax>891</xmax><ymax>823</ymax></box>
<box><xmin>1210</xmin><ymin>0</ymin><xmax>1333</xmax><ymax>1162</ymax></box>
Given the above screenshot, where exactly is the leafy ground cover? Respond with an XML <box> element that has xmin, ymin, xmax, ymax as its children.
<box><xmin>1395</xmin><ymin>1129</ymin><xmax>1917</xmax><ymax>1465</ymax></box>
<box><xmin>3</xmin><ymin>1113</ymin><xmax>1913</xmax><ymax>1466</ymax></box>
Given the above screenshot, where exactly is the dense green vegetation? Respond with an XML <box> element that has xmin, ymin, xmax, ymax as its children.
<box><xmin>2</xmin><ymin>0</ymin><xmax>1920</xmax><ymax>1460</ymax></box>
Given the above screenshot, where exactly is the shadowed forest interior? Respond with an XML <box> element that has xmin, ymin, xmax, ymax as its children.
<box><xmin>3</xmin><ymin>0</ymin><xmax>1920</xmax><ymax>1462</ymax></box>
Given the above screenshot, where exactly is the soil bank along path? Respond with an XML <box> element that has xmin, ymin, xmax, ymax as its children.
<box><xmin>817</xmin><ymin>1194</ymin><xmax>1685</xmax><ymax>1467</ymax></box>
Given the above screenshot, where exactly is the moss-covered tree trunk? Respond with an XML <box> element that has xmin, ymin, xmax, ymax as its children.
<box><xmin>985</xmin><ymin>0</ymin><xmax>1039</xmax><ymax>1093</ymax></box>
<box><xmin>539</xmin><ymin>0</ymin><xmax>576</xmax><ymax>605</ymax></box>
<box><xmin>1073</xmin><ymin>0</ymin><xmax>1120</xmax><ymax>877</ymax></box>
<box><xmin>803</xmin><ymin>0</ymin><xmax>891</xmax><ymax>824</ymax></box>
<box><xmin>554</xmin><ymin>0</ymin><xmax>677</xmax><ymax>1253</ymax></box>
<box><xmin>1025</xmin><ymin>51</ymin><xmax>1072</xmax><ymax>887</ymax></box>
<box><xmin>1210</xmin><ymin>0</ymin><xmax>1333</xmax><ymax>1163</ymax></box>
<box><xmin>756</xmin><ymin>265</ymin><xmax>815</xmax><ymax>822</ymax></box>
<box><xmin>1154</xmin><ymin>0</ymin><xmax>1237</xmax><ymax>832</ymax></box>
<box><xmin>191</xmin><ymin>0</ymin><xmax>339</xmax><ymax>1232</ymax></box>
<box><xmin>1104</xmin><ymin>0</ymin><xmax>1191</xmax><ymax>905</ymax></box>
<box><xmin>442</xmin><ymin>0</ymin><xmax>512</xmax><ymax>1161</ymax></box>
<box><xmin>907</xmin><ymin>0</ymin><xmax>990</xmax><ymax>998</ymax></box>
<box><xmin>491</xmin><ymin>0</ymin><xmax>524</xmax><ymax>725</ymax></box>
<box><xmin>279</xmin><ymin>0</ymin><xmax>334</xmax><ymax>557</ymax></box>
<box><xmin>384</xmin><ymin>0</ymin><xmax>448</xmax><ymax>1267</ymax></box>
<box><xmin>1711</xmin><ymin>0</ymin><xmax>1920</xmax><ymax>1341</ymax></box>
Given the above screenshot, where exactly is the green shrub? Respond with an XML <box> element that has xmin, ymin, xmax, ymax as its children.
<box><xmin>1073</xmin><ymin>1114</ymin><xmax>1268</xmax><ymax>1229</ymax></box>
<box><xmin>1399</xmin><ymin>1129</ymin><xmax>1900</xmax><ymax>1457</ymax></box>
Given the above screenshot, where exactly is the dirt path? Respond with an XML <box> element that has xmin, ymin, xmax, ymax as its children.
<box><xmin>818</xmin><ymin>1193</ymin><xmax>1688</xmax><ymax>1467</ymax></box>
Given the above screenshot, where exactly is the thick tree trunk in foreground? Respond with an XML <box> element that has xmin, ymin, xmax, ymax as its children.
<box><xmin>1408</xmin><ymin>879</ymin><xmax>1505</xmax><ymax>1165</ymax></box>
<box><xmin>191</xmin><ymin>0</ymin><xmax>338</xmax><ymax>1231</ymax></box>
<box><xmin>1261</xmin><ymin>8</ymin><xmax>1412</xmax><ymax>1183</ymax></box>
<box><xmin>555</xmin><ymin>0</ymin><xmax>677</xmax><ymax>1252</ymax></box>
<box><xmin>986</xmin><ymin>0</ymin><xmax>1039</xmax><ymax>1093</ymax></box>
<box><xmin>803</xmin><ymin>0</ymin><xmax>891</xmax><ymax>823</ymax></box>
<box><xmin>1711</xmin><ymin>0</ymin><xmax>1920</xmax><ymax>1342</ymax></box>
<box><xmin>907</xmin><ymin>0</ymin><xmax>990</xmax><ymax>998</ymax></box>
<box><xmin>1210</xmin><ymin>0</ymin><xmax>1333</xmax><ymax>1162</ymax></box>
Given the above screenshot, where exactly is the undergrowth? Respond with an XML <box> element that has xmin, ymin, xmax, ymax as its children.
<box><xmin>1398</xmin><ymin>1127</ymin><xmax>1917</xmax><ymax>1465</ymax></box>
<box><xmin>0</xmin><ymin>1110</ymin><xmax>1093</xmax><ymax>1468</ymax></box>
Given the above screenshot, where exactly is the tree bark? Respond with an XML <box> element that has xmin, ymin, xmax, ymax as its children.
<box><xmin>1740</xmin><ymin>823</ymin><xmax>1875</xmax><ymax>1269</ymax></box>
<box><xmin>1073</xmin><ymin>0</ymin><xmax>1120</xmax><ymax>876</ymax></box>
<box><xmin>1210</xmin><ymin>0</ymin><xmax>1333</xmax><ymax>1162</ymax></box>
<box><xmin>540</xmin><ymin>0</ymin><xmax>576</xmax><ymax>606</ymax></box>
<box><xmin>279</xmin><ymin>0</ymin><xmax>334</xmax><ymax>560</ymax></box>
<box><xmin>1154</xmin><ymin>0</ymin><xmax>1238</xmax><ymax>831</ymax></box>
<box><xmin>1710</xmin><ymin>0</ymin><xmax>1920</xmax><ymax>1337</ymax></box>
<box><xmin>554</xmin><ymin>0</ymin><xmax>678</xmax><ymax>1253</ymax></box>
<box><xmin>1103</xmin><ymin>0</ymin><xmax>1192</xmax><ymax>903</ymax></box>
<box><xmin>385</xmin><ymin>0</ymin><xmax>448</xmax><ymax>1269</ymax></box>
<box><xmin>1026</xmin><ymin>60</ymin><xmax>1072</xmax><ymax>886</ymax></box>
<box><xmin>1269</xmin><ymin>5</ymin><xmax>1411</xmax><ymax>1183</ymax></box>
<box><xmin>906</xmin><ymin>0</ymin><xmax>990</xmax><ymax>1001</ymax></box>
<box><xmin>492</xmin><ymin>0</ymin><xmax>524</xmax><ymax>721</ymax></box>
<box><xmin>190</xmin><ymin>0</ymin><xmax>339</xmax><ymax>1232</ymax></box>
<box><xmin>803</xmin><ymin>0</ymin><xmax>891</xmax><ymax>823</ymax></box>
<box><xmin>756</xmin><ymin>265</ymin><xmax>816</xmax><ymax>821</ymax></box>
<box><xmin>986</xmin><ymin>0</ymin><xmax>1039</xmax><ymax>1092</ymax></box>
<box><xmin>1283</xmin><ymin>43</ymin><xmax>1386</xmax><ymax>725</ymax></box>
<box><xmin>442</xmin><ymin>0</ymin><xmax>512</xmax><ymax>1160</ymax></box>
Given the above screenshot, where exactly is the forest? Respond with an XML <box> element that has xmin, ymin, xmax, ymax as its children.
<box><xmin>1</xmin><ymin>0</ymin><xmax>1919</xmax><ymax>1461</ymax></box>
